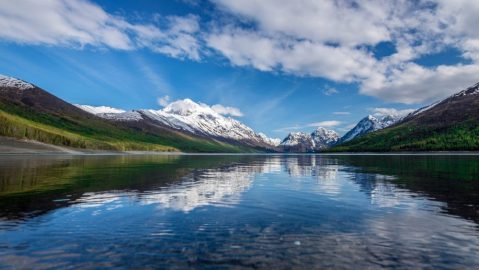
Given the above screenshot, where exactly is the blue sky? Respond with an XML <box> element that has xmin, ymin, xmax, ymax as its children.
<box><xmin>1</xmin><ymin>0</ymin><xmax>478</xmax><ymax>139</ymax></box>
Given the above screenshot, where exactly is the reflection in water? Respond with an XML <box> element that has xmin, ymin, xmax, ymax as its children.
<box><xmin>139</xmin><ymin>167</ymin><xmax>255</xmax><ymax>212</ymax></box>
<box><xmin>0</xmin><ymin>154</ymin><xmax>478</xmax><ymax>269</ymax></box>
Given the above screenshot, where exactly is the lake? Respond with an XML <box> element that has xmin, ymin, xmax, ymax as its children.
<box><xmin>0</xmin><ymin>154</ymin><xmax>478</xmax><ymax>269</ymax></box>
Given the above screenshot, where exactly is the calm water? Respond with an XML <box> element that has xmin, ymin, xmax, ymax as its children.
<box><xmin>0</xmin><ymin>154</ymin><xmax>479</xmax><ymax>269</ymax></box>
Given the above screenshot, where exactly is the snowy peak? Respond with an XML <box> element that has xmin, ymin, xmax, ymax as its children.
<box><xmin>280</xmin><ymin>132</ymin><xmax>315</xmax><ymax>152</ymax></box>
<box><xmin>311</xmin><ymin>127</ymin><xmax>340</xmax><ymax>147</ymax></box>
<box><xmin>259</xmin><ymin>133</ymin><xmax>281</xmax><ymax>146</ymax></box>
<box><xmin>281</xmin><ymin>132</ymin><xmax>312</xmax><ymax>146</ymax></box>
<box><xmin>76</xmin><ymin>99</ymin><xmax>280</xmax><ymax>148</ymax></box>
<box><xmin>340</xmin><ymin>114</ymin><xmax>400</xmax><ymax>143</ymax></box>
<box><xmin>0</xmin><ymin>75</ymin><xmax>34</xmax><ymax>90</ymax></box>
<box><xmin>280</xmin><ymin>127</ymin><xmax>339</xmax><ymax>152</ymax></box>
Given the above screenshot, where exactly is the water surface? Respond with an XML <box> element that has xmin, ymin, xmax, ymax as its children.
<box><xmin>0</xmin><ymin>154</ymin><xmax>478</xmax><ymax>269</ymax></box>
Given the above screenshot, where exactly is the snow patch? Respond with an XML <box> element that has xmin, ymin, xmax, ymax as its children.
<box><xmin>75</xmin><ymin>104</ymin><xmax>126</xmax><ymax>114</ymax></box>
<box><xmin>75</xmin><ymin>104</ymin><xmax>142</xmax><ymax>121</ymax></box>
<box><xmin>0</xmin><ymin>75</ymin><xmax>34</xmax><ymax>90</ymax></box>
<box><xmin>101</xmin><ymin>111</ymin><xmax>143</xmax><ymax>121</ymax></box>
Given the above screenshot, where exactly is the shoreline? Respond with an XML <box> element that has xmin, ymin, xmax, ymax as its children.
<box><xmin>1</xmin><ymin>136</ymin><xmax>479</xmax><ymax>156</ymax></box>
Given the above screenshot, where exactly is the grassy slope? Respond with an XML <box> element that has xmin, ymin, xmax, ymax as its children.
<box><xmin>331</xmin><ymin>121</ymin><xmax>479</xmax><ymax>152</ymax></box>
<box><xmin>0</xmin><ymin>100</ymin><xmax>250</xmax><ymax>153</ymax></box>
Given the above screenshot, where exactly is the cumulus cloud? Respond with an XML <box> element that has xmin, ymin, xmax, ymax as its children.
<box><xmin>360</xmin><ymin>63</ymin><xmax>479</xmax><ymax>104</ymax></box>
<box><xmin>157</xmin><ymin>95</ymin><xmax>170</xmax><ymax>107</ymax></box>
<box><xmin>0</xmin><ymin>0</ymin><xmax>201</xmax><ymax>60</ymax></box>
<box><xmin>3</xmin><ymin>0</ymin><xmax>479</xmax><ymax>104</ymax></box>
<box><xmin>206</xmin><ymin>28</ymin><xmax>376</xmax><ymax>81</ymax></box>
<box><xmin>212</xmin><ymin>0</ymin><xmax>390</xmax><ymax>46</ymax></box>
<box><xmin>208</xmin><ymin>0</ymin><xmax>479</xmax><ymax>104</ymax></box>
<box><xmin>211</xmin><ymin>104</ymin><xmax>244</xmax><ymax>117</ymax></box>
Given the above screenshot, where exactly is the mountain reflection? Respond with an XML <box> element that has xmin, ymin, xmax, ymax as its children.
<box><xmin>139</xmin><ymin>167</ymin><xmax>255</xmax><ymax>212</ymax></box>
<box><xmin>284</xmin><ymin>155</ymin><xmax>339</xmax><ymax>181</ymax></box>
<box><xmin>0</xmin><ymin>154</ymin><xmax>478</xmax><ymax>224</ymax></box>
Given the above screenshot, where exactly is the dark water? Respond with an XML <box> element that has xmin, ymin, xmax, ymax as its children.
<box><xmin>0</xmin><ymin>154</ymin><xmax>479</xmax><ymax>269</ymax></box>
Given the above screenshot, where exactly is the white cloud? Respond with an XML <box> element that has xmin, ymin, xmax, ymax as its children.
<box><xmin>157</xmin><ymin>95</ymin><xmax>170</xmax><ymax>107</ymax></box>
<box><xmin>371</xmin><ymin>107</ymin><xmax>415</xmax><ymax>118</ymax></box>
<box><xmin>3</xmin><ymin>0</ymin><xmax>479</xmax><ymax>105</ymax></box>
<box><xmin>323</xmin><ymin>87</ymin><xmax>339</xmax><ymax>96</ymax></box>
<box><xmin>211</xmin><ymin>104</ymin><xmax>244</xmax><ymax>117</ymax></box>
<box><xmin>333</xmin><ymin>111</ymin><xmax>350</xmax><ymax>115</ymax></box>
<box><xmin>212</xmin><ymin>0</ymin><xmax>390</xmax><ymax>46</ymax></box>
<box><xmin>149</xmin><ymin>15</ymin><xmax>201</xmax><ymax>60</ymax></box>
<box><xmin>307</xmin><ymin>120</ymin><xmax>341</xmax><ymax>128</ymax></box>
<box><xmin>206</xmin><ymin>28</ymin><xmax>376</xmax><ymax>81</ymax></box>
<box><xmin>360</xmin><ymin>63</ymin><xmax>479</xmax><ymax>104</ymax></box>
<box><xmin>0</xmin><ymin>0</ymin><xmax>201</xmax><ymax>60</ymax></box>
<box><xmin>208</xmin><ymin>0</ymin><xmax>479</xmax><ymax>104</ymax></box>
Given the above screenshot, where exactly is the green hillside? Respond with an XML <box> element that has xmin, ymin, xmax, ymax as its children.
<box><xmin>331</xmin><ymin>82</ymin><xmax>479</xmax><ymax>152</ymax></box>
<box><xmin>0</xmin><ymin>100</ymin><xmax>249</xmax><ymax>153</ymax></box>
<box><xmin>331</xmin><ymin>121</ymin><xmax>479</xmax><ymax>152</ymax></box>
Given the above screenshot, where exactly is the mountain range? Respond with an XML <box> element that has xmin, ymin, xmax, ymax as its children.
<box><xmin>1</xmin><ymin>74</ymin><xmax>479</xmax><ymax>153</ymax></box>
<box><xmin>280</xmin><ymin>127</ymin><xmax>339</xmax><ymax>152</ymax></box>
<box><xmin>0</xmin><ymin>75</ymin><xmax>277</xmax><ymax>153</ymax></box>
<box><xmin>279</xmin><ymin>114</ymin><xmax>403</xmax><ymax>151</ymax></box>
<box><xmin>75</xmin><ymin>99</ymin><xmax>281</xmax><ymax>149</ymax></box>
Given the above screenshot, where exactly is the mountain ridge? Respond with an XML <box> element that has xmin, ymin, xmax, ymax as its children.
<box><xmin>331</xmin><ymin>81</ymin><xmax>479</xmax><ymax>152</ymax></box>
<box><xmin>0</xmin><ymin>75</ymin><xmax>266</xmax><ymax>153</ymax></box>
<box><xmin>75</xmin><ymin>99</ymin><xmax>281</xmax><ymax>149</ymax></box>
<box><xmin>338</xmin><ymin>114</ymin><xmax>402</xmax><ymax>144</ymax></box>
<box><xmin>280</xmin><ymin>127</ymin><xmax>339</xmax><ymax>152</ymax></box>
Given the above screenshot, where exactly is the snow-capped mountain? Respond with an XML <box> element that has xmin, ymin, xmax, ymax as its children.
<box><xmin>0</xmin><ymin>75</ymin><xmax>34</xmax><ymax>90</ymax></box>
<box><xmin>281</xmin><ymin>132</ymin><xmax>315</xmax><ymax>152</ymax></box>
<box><xmin>280</xmin><ymin>127</ymin><xmax>339</xmax><ymax>152</ymax></box>
<box><xmin>76</xmin><ymin>99</ymin><xmax>280</xmax><ymax>147</ymax></box>
<box><xmin>312</xmin><ymin>127</ymin><xmax>340</xmax><ymax>147</ymax></box>
<box><xmin>339</xmin><ymin>114</ymin><xmax>401</xmax><ymax>143</ymax></box>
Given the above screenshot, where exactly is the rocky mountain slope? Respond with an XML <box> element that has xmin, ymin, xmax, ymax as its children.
<box><xmin>332</xmin><ymin>81</ymin><xmax>479</xmax><ymax>151</ymax></box>
<box><xmin>75</xmin><ymin>99</ymin><xmax>280</xmax><ymax>150</ymax></box>
<box><xmin>339</xmin><ymin>114</ymin><xmax>401</xmax><ymax>143</ymax></box>
<box><xmin>280</xmin><ymin>127</ymin><xmax>339</xmax><ymax>152</ymax></box>
<box><xmin>0</xmin><ymin>75</ymin><xmax>265</xmax><ymax>153</ymax></box>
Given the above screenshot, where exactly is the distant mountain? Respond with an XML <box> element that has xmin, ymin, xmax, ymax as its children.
<box><xmin>76</xmin><ymin>99</ymin><xmax>280</xmax><ymax>149</ymax></box>
<box><xmin>280</xmin><ymin>127</ymin><xmax>339</xmax><ymax>152</ymax></box>
<box><xmin>339</xmin><ymin>114</ymin><xmax>401</xmax><ymax>143</ymax></box>
<box><xmin>281</xmin><ymin>132</ymin><xmax>315</xmax><ymax>152</ymax></box>
<box><xmin>333</xmin><ymin>82</ymin><xmax>479</xmax><ymax>151</ymax></box>
<box><xmin>0</xmin><ymin>75</ymin><xmax>272</xmax><ymax>153</ymax></box>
